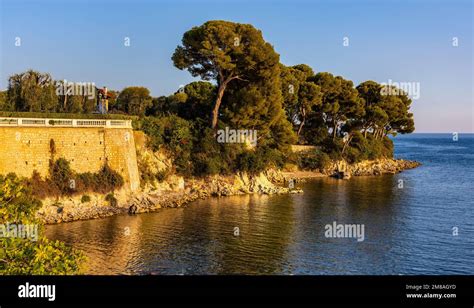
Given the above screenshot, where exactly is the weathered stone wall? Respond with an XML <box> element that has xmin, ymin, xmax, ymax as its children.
<box><xmin>0</xmin><ymin>127</ymin><xmax>140</xmax><ymax>191</ymax></box>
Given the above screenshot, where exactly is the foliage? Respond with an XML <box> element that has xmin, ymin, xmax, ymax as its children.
<box><xmin>80</xmin><ymin>195</ymin><xmax>91</xmax><ymax>203</ymax></box>
<box><xmin>6</xmin><ymin>70</ymin><xmax>58</xmax><ymax>112</ymax></box>
<box><xmin>176</xmin><ymin>81</ymin><xmax>216</xmax><ymax>121</ymax></box>
<box><xmin>236</xmin><ymin>146</ymin><xmax>285</xmax><ymax>174</ymax></box>
<box><xmin>155</xmin><ymin>169</ymin><xmax>170</xmax><ymax>182</ymax></box>
<box><xmin>297</xmin><ymin>150</ymin><xmax>331</xmax><ymax>171</ymax></box>
<box><xmin>280</xmin><ymin>64</ymin><xmax>321</xmax><ymax>138</ymax></box>
<box><xmin>138</xmin><ymin>115</ymin><xmax>194</xmax><ymax>174</ymax></box>
<box><xmin>356</xmin><ymin>81</ymin><xmax>415</xmax><ymax>138</ymax></box>
<box><xmin>116</xmin><ymin>87</ymin><xmax>153</xmax><ymax>116</ymax></box>
<box><xmin>310</xmin><ymin>72</ymin><xmax>365</xmax><ymax>140</ymax></box>
<box><xmin>172</xmin><ymin>19</ymin><xmax>293</xmax><ymax>142</ymax></box>
<box><xmin>0</xmin><ymin>173</ymin><xmax>86</xmax><ymax>274</ymax></box>
<box><xmin>0</xmin><ymin>91</ymin><xmax>7</xmax><ymax>110</ymax></box>
<box><xmin>93</xmin><ymin>165</ymin><xmax>125</xmax><ymax>194</ymax></box>
<box><xmin>0</xmin><ymin>20</ymin><xmax>416</xmax><ymax>179</ymax></box>
<box><xmin>49</xmin><ymin>158</ymin><xmax>75</xmax><ymax>195</ymax></box>
<box><xmin>105</xmin><ymin>193</ymin><xmax>117</xmax><ymax>207</ymax></box>
<box><xmin>26</xmin><ymin>159</ymin><xmax>124</xmax><ymax>199</ymax></box>
<box><xmin>191</xmin><ymin>126</ymin><xmax>230</xmax><ymax>176</ymax></box>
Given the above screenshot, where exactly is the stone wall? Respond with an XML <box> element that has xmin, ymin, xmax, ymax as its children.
<box><xmin>0</xmin><ymin>126</ymin><xmax>140</xmax><ymax>191</ymax></box>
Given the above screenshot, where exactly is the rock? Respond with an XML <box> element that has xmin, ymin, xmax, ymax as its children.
<box><xmin>289</xmin><ymin>188</ymin><xmax>303</xmax><ymax>194</ymax></box>
<box><xmin>38</xmin><ymin>158</ymin><xmax>420</xmax><ymax>225</ymax></box>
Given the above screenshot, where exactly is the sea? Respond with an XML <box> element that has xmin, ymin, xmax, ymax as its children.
<box><xmin>45</xmin><ymin>134</ymin><xmax>474</xmax><ymax>275</ymax></box>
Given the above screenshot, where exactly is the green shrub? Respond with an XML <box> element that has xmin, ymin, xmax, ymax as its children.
<box><xmin>96</xmin><ymin>164</ymin><xmax>124</xmax><ymax>193</ymax></box>
<box><xmin>193</xmin><ymin>152</ymin><xmax>223</xmax><ymax>176</ymax></box>
<box><xmin>259</xmin><ymin>147</ymin><xmax>285</xmax><ymax>169</ymax></box>
<box><xmin>236</xmin><ymin>151</ymin><xmax>266</xmax><ymax>174</ymax></box>
<box><xmin>26</xmin><ymin>170</ymin><xmax>58</xmax><ymax>199</ymax></box>
<box><xmin>191</xmin><ymin>127</ymin><xmax>228</xmax><ymax>176</ymax></box>
<box><xmin>344</xmin><ymin>146</ymin><xmax>362</xmax><ymax>164</ymax></box>
<box><xmin>298</xmin><ymin>150</ymin><xmax>330</xmax><ymax>171</ymax></box>
<box><xmin>342</xmin><ymin>133</ymin><xmax>394</xmax><ymax>162</ymax></box>
<box><xmin>138</xmin><ymin>115</ymin><xmax>193</xmax><ymax>175</ymax></box>
<box><xmin>155</xmin><ymin>170</ymin><xmax>167</xmax><ymax>182</ymax></box>
<box><xmin>25</xmin><ymin>159</ymin><xmax>124</xmax><ymax>199</ymax></box>
<box><xmin>81</xmin><ymin>195</ymin><xmax>91</xmax><ymax>203</ymax></box>
<box><xmin>321</xmin><ymin>137</ymin><xmax>343</xmax><ymax>160</ymax></box>
<box><xmin>105</xmin><ymin>193</ymin><xmax>118</xmax><ymax>207</ymax></box>
<box><xmin>382</xmin><ymin>137</ymin><xmax>394</xmax><ymax>158</ymax></box>
<box><xmin>77</xmin><ymin>172</ymin><xmax>98</xmax><ymax>190</ymax></box>
<box><xmin>49</xmin><ymin>158</ymin><xmax>75</xmax><ymax>195</ymax></box>
<box><xmin>0</xmin><ymin>173</ymin><xmax>85</xmax><ymax>274</ymax></box>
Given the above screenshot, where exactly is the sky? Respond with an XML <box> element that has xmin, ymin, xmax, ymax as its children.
<box><xmin>0</xmin><ymin>0</ymin><xmax>472</xmax><ymax>132</ymax></box>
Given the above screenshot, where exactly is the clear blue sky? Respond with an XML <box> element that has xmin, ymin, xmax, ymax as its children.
<box><xmin>1</xmin><ymin>0</ymin><xmax>472</xmax><ymax>132</ymax></box>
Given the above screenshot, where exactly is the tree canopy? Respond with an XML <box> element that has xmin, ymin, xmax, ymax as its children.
<box><xmin>116</xmin><ymin>86</ymin><xmax>153</xmax><ymax>116</ymax></box>
<box><xmin>7</xmin><ymin>70</ymin><xmax>57</xmax><ymax>112</ymax></box>
<box><xmin>172</xmin><ymin>20</ymin><xmax>281</xmax><ymax>130</ymax></box>
<box><xmin>0</xmin><ymin>173</ymin><xmax>85</xmax><ymax>274</ymax></box>
<box><xmin>0</xmin><ymin>19</ymin><xmax>416</xmax><ymax>175</ymax></box>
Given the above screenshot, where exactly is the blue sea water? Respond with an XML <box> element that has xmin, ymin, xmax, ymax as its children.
<box><xmin>45</xmin><ymin>134</ymin><xmax>474</xmax><ymax>275</ymax></box>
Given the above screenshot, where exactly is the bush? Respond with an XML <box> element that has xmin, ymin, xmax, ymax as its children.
<box><xmin>25</xmin><ymin>159</ymin><xmax>124</xmax><ymax>199</ymax></box>
<box><xmin>96</xmin><ymin>164</ymin><xmax>124</xmax><ymax>193</ymax></box>
<box><xmin>105</xmin><ymin>193</ymin><xmax>118</xmax><ymax>207</ymax></box>
<box><xmin>81</xmin><ymin>195</ymin><xmax>91</xmax><ymax>203</ymax></box>
<box><xmin>298</xmin><ymin>150</ymin><xmax>331</xmax><ymax>171</ymax></box>
<box><xmin>382</xmin><ymin>137</ymin><xmax>394</xmax><ymax>158</ymax></box>
<box><xmin>193</xmin><ymin>153</ymin><xmax>222</xmax><ymax>176</ymax></box>
<box><xmin>236</xmin><ymin>151</ymin><xmax>264</xmax><ymax>174</ymax></box>
<box><xmin>321</xmin><ymin>137</ymin><xmax>343</xmax><ymax>161</ymax></box>
<box><xmin>49</xmin><ymin>158</ymin><xmax>75</xmax><ymax>195</ymax></box>
<box><xmin>191</xmin><ymin>126</ymin><xmax>230</xmax><ymax>176</ymax></box>
<box><xmin>155</xmin><ymin>169</ymin><xmax>170</xmax><ymax>182</ymax></box>
<box><xmin>76</xmin><ymin>172</ymin><xmax>98</xmax><ymax>191</ymax></box>
<box><xmin>76</xmin><ymin>165</ymin><xmax>124</xmax><ymax>194</ymax></box>
<box><xmin>344</xmin><ymin>146</ymin><xmax>362</xmax><ymax>164</ymax></box>
<box><xmin>26</xmin><ymin>170</ymin><xmax>58</xmax><ymax>199</ymax></box>
<box><xmin>138</xmin><ymin>115</ymin><xmax>193</xmax><ymax>175</ymax></box>
<box><xmin>342</xmin><ymin>133</ymin><xmax>395</xmax><ymax>162</ymax></box>
<box><xmin>0</xmin><ymin>173</ymin><xmax>85</xmax><ymax>274</ymax></box>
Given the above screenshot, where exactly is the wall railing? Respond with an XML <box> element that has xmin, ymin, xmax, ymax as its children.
<box><xmin>0</xmin><ymin>117</ymin><xmax>132</xmax><ymax>128</ymax></box>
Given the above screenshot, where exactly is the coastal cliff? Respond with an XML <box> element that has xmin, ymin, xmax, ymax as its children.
<box><xmin>37</xmin><ymin>157</ymin><xmax>420</xmax><ymax>224</ymax></box>
<box><xmin>37</xmin><ymin>171</ymin><xmax>299</xmax><ymax>224</ymax></box>
<box><xmin>325</xmin><ymin>158</ymin><xmax>421</xmax><ymax>177</ymax></box>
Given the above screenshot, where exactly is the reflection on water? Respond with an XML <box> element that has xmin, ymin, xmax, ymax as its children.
<box><xmin>45</xmin><ymin>135</ymin><xmax>474</xmax><ymax>275</ymax></box>
<box><xmin>45</xmin><ymin>176</ymin><xmax>408</xmax><ymax>275</ymax></box>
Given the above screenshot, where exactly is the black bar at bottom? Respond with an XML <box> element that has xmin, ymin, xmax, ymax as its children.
<box><xmin>0</xmin><ymin>275</ymin><xmax>472</xmax><ymax>307</ymax></box>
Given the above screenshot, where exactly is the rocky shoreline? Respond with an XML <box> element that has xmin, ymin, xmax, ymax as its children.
<box><xmin>37</xmin><ymin>158</ymin><xmax>420</xmax><ymax>224</ymax></box>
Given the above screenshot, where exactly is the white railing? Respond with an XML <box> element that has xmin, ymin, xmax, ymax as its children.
<box><xmin>0</xmin><ymin>117</ymin><xmax>132</xmax><ymax>128</ymax></box>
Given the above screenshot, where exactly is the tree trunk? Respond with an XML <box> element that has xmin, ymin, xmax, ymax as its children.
<box><xmin>297</xmin><ymin>119</ymin><xmax>305</xmax><ymax>136</ymax></box>
<box><xmin>332</xmin><ymin>120</ymin><xmax>338</xmax><ymax>140</ymax></box>
<box><xmin>342</xmin><ymin>134</ymin><xmax>353</xmax><ymax>154</ymax></box>
<box><xmin>63</xmin><ymin>95</ymin><xmax>68</xmax><ymax>111</ymax></box>
<box><xmin>211</xmin><ymin>82</ymin><xmax>226</xmax><ymax>130</ymax></box>
<box><xmin>297</xmin><ymin>108</ymin><xmax>306</xmax><ymax>136</ymax></box>
<box><xmin>210</xmin><ymin>73</ymin><xmax>247</xmax><ymax>130</ymax></box>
